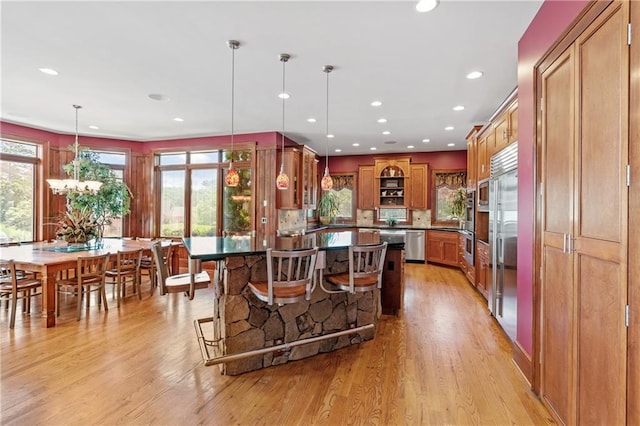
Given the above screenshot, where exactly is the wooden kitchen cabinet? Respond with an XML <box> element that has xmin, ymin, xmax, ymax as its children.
<box><xmin>301</xmin><ymin>146</ymin><xmax>318</xmax><ymax>210</ymax></box>
<box><xmin>375</xmin><ymin>158</ymin><xmax>410</xmax><ymax>207</ymax></box>
<box><xmin>475</xmin><ymin>241</ymin><xmax>489</xmax><ymax>299</ymax></box>
<box><xmin>493</xmin><ymin>99</ymin><xmax>518</xmax><ymax>155</ymax></box>
<box><xmin>458</xmin><ymin>232</ymin><xmax>475</xmax><ymax>285</ymax></box>
<box><xmin>357</xmin><ymin>165</ymin><xmax>375</xmax><ymax>210</ymax></box>
<box><xmin>477</xmin><ymin>132</ymin><xmax>489</xmax><ymax>181</ymax></box>
<box><xmin>409</xmin><ymin>163</ymin><xmax>428</xmax><ymax>209</ymax></box>
<box><xmin>465</xmin><ymin>125</ymin><xmax>482</xmax><ymax>191</ymax></box>
<box><xmin>426</xmin><ymin>230</ymin><xmax>459</xmax><ymax>267</ymax></box>
<box><xmin>276</xmin><ymin>147</ymin><xmax>302</xmax><ymax>209</ymax></box>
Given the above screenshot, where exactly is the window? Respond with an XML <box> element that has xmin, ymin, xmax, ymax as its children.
<box><xmin>95</xmin><ymin>151</ymin><xmax>127</xmax><ymax>237</ymax></box>
<box><xmin>156</xmin><ymin>148</ymin><xmax>253</xmax><ymax>238</ymax></box>
<box><xmin>0</xmin><ymin>139</ymin><xmax>40</xmax><ymax>243</ymax></box>
<box><xmin>431</xmin><ymin>169</ymin><xmax>466</xmax><ymax>226</ymax></box>
<box><xmin>325</xmin><ymin>174</ymin><xmax>355</xmax><ymax>221</ymax></box>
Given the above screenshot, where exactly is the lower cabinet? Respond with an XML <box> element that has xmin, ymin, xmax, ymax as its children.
<box><xmin>475</xmin><ymin>241</ymin><xmax>489</xmax><ymax>299</ymax></box>
<box><xmin>426</xmin><ymin>230</ymin><xmax>459</xmax><ymax>267</ymax></box>
<box><xmin>458</xmin><ymin>233</ymin><xmax>475</xmax><ymax>285</ymax></box>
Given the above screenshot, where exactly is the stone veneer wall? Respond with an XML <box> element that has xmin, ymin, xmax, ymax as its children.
<box><xmin>215</xmin><ymin>249</ymin><xmax>382</xmax><ymax>375</ymax></box>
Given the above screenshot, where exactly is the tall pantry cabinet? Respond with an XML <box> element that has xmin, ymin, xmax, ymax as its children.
<box><xmin>538</xmin><ymin>1</ymin><xmax>630</xmax><ymax>425</ymax></box>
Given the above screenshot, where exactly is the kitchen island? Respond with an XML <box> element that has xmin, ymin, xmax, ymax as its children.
<box><xmin>184</xmin><ymin>230</ymin><xmax>404</xmax><ymax>375</ymax></box>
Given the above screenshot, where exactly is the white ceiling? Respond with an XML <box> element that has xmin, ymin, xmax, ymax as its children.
<box><xmin>1</xmin><ymin>0</ymin><xmax>543</xmax><ymax>156</ymax></box>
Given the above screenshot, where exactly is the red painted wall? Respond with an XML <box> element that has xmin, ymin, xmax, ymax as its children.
<box><xmin>321</xmin><ymin>150</ymin><xmax>467</xmax><ymax>173</ymax></box>
<box><xmin>516</xmin><ymin>0</ymin><xmax>588</xmax><ymax>356</ymax></box>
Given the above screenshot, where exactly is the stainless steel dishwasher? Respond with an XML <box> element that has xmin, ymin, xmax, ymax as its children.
<box><xmin>405</xmin><ymin>230</ymin><xmax>425</xmax><ymax>263</ymax></box>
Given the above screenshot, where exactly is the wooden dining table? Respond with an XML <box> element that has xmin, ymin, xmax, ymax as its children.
<box><xmin>0</xmin><ymin>238</ymin><xmax>172</xmax><ymax>327</ymax></box>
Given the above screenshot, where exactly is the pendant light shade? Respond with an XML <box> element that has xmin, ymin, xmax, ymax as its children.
<box><xmin>276</xmin><ymin>53</ymin><xmax>291</xmax><ymax>190</ymax></box>
<box><xmin>47</xmin><ymin>105</ymin><xmax>103</xmax><ymax>195</ymax></box>
<box><xmin>320</xmin><ymin>65</ymin><xmax>334</xmax><ymax>191</ymax></box>
<box><xmin>225</xmin><ymin>40</ymin><xmax>240</xmax><ymax>187</ymax></box>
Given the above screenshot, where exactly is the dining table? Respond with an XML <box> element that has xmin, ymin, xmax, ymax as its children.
<box><xmin>0</xmin><ymin>238</ymin><xmax>173</xmax><ymax>327</ymax></box>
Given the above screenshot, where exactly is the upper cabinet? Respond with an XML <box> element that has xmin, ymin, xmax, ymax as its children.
<box><xmin>471</xmin><ymin>93</ymin><xmax>518</xmax><ymax>184</ymax></box>
<box><xmin>375</xmin><ymin>158</ymin><xmax>410</xmax><ymax>207</ymax></box>
<box><xmin>277</xmin><ymin>145</ymin><xmax>317</xmax><ymax>210</ymax></box>
<box><xmin>301</xmin><ymin>146</ymin><xmax>318</xmax><ymax>210</ymax></box>
<box><xmin>358</xmin><ymin>165</ymin><xmax>375</xmax><ymax>210</ymax></box>
<box><xmin>276</xmin><ymin>147</ymin><xmax>302</xmax><ymax>209</ymax></box>
<box><xmin>409</xmin><ymin>163</ymin><xmax>428</xmax><ymax>210</ymax></box>
<box><xmin>465</xmin><ymin>125</ymin><xmax>482</xmax><ymax>190</ymax></box>
<box><xmin>357</xmin><ymin>157</ymin><xmax>428</xmax><ymax>213</ymax></box>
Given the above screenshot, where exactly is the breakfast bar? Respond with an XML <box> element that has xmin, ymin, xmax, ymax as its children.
<box><xmin>185</xmin><ymin>230</ymin><xmax>404</xmax><ymax>375</ymax></box>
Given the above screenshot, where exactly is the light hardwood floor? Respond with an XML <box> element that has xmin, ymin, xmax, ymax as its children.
<box><xmin>1</xmin><ymin>263</ymin><xmax>554</xmax><ymax>425</ymax></box>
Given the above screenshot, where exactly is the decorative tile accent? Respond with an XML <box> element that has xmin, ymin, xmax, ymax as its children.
<box><xmin>356</xmin><ymin>209</ymin><xmax>374</xmax><ymax>226</ymax></box>
<box><xmin>412</xmin><ymin>209</ymin><xmax>431</xmax><ymax>228</ymax></box>
<box><xmin>277</xmin><ymin>209</ymin><xmax>306</xmax><ymax>233</ymax></box>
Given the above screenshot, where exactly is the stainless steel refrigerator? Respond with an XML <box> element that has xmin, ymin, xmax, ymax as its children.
<box><xmin>488</xmin><ymin>142</ymin><xmax>518</xmax><ymax>342</ymax></box>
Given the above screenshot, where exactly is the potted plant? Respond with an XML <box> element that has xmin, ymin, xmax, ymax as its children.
<box><xmin>450</xmin><ymin>187</ymin><xmax>467</xmax><ymax>228</ymax></box>
<box><xmin>317</xmin><ymin>191</ymin><xmax>339</xmax><ymax>225</ymax></box>
<box><xmin>55</xmin><ymin>206</ymin><xmax>100</xmax><ymax>243</ymax></box>
<box><xmin>60</xmin><ymin>147</ymin><xmax>133</xmax><ymax>239</ymax></box>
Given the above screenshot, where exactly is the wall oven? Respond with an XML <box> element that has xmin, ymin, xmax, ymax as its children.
<box><xmin>477</xmin><ymin>178</ymin><xmax>489</xmax><ymax>212</ymax></box>
<box><xmin>465</xmin><ymin>191</ymin><xmax>475</xmax><ymax>232</ymax></box>
<box><xmin>461</xmin><ymin>230</ymin><xmax>475</xmax><ymax>266</ymax></box>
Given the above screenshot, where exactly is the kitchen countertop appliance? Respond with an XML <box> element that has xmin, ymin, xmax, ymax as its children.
<box><xmin>489</xmin><ymin>142</ymin><xmax>518</xmax><ymax>342</ymax></box>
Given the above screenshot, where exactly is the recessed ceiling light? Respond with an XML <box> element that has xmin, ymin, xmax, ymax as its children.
<box><xmin>382</xmin><ymin>131</ymin><xmax>391</xmax><ymax>135</ymax></box>
<box><xmin>466</xmin><ymin>71</ymin><xmax>484</xmax><ymax>79</ymax></box>
<box><xmin>327</xmin><ymin>134</ymin><xmax>335</xmax><ymax>138</ymax></box>
<box><xmin>39</xmin><ymin>68</ymin><xmax>59</xmax><ymax>76</ymax></box>
<box><xmin>453</xmin><ymin>105</ymin><xmax>465</xmax><ymax>111</ymax></box>
<box><xmin>335</xmin><ymin>148</ymin><xmax>342</xmax><ymax>153</ymax></box>
<box><xmin>88</xmin><ymin>125</ymin><xmax>100</xmax><ymax>130</ymax></box>
<box><xmin>173</xmin><ymin>117</ymin><xmax>184</xmax><ymax>122</ymax></box>
<box><xmin>408</xmin><ymin>145</ymin><xmax>415</xmax><ymax>149</ymax></box>
<box><xmin>377</xmin><ymin>118</ymin><xmax>387</xmax><ymax>123</ymax></box>
<box><xmin>416</xmin><ymin>0</ymin><xmax>439</xmax><ymax>13</ymax></box>
<box><xmin>278</xmin><ymin>93</ymin><xmax>290</xmax><ymax>99</ymax></box>
<box><xmin>149</xmin><ymin>93</ymin><xmax>170</xmax><ymax>101</ymax></box>
<box><xmin>370</xmin><ymin>101</ymin><xmax>382</xmax><ymax>107</ymax></box>
<box><xmin>422</xmin><ymin>139</ymin><xmax>430</xmax><ymax>143</ymax></box>
<box><xmin>307</xmin><ymin>118</ymin><xmax>317</xmax><ymax>123</ymax></box>
<box><xmin>352</xmin><ymin>143</ymin><xmax>360</xmax><ymax>147</ymax></box>
<box><xmin>445</xmin><ymin>126</ymin><xmax>454</xmax><ymax>131</ymax></box>
<box><xmin>370</xmin><ymin>147</ymin><xmax>377</xmax><ymax>151</ymax></box>
<box><xmin>448</xmin><ymin>143</ymin><xmax>455</xmax><ymax>147</ymax></box>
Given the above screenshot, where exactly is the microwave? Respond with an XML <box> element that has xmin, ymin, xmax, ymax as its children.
<box><xmin>477</xmin><ymin>179</ymin><xmax>489</xmax><ymax>211</ymax></box>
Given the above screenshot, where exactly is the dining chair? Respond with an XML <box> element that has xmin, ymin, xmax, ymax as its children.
<box><xmin>323</xmin><ymin>242</ymin><xmax>387</xmax><ymax>294</ymax></box>
<box><xmin>105</xmin><ymin>248</ymin><xmax>143</xmax><ymax>307</ymax></box>
<box><xmin>248</xmin><ymin>247</ymin><xmax>319</xmax><ymax>306</ymax></box>
<box><xmin>56</xmin><ymin>252</ymin><xmax>110</xmax><ymax>321</ymax></box>
<box><xmin>0</xmin><ymin>259</ymin><xmax>42</xmax><ymax>329</ymax></box>
<box><xmin>151</xmin><ymin>242</ymin><xmax>210</xmax><ymax>300</ymax></box>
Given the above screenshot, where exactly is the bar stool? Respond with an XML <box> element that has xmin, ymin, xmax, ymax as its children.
<box><xmin>248</xmin><ymin>247</ymin><xmax>319</xmax><ymax>306</ymax></box>
<box><xmin>322</xmin><ymin>242</ymin><xmax>387</xmax><ymax>294</ymax></box>
<box><xmin>151</xmin><ymin>242</ymin><xmax>210</xmax><ymax>300</ymax></box>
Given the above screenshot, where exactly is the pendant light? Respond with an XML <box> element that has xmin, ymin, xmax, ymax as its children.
<box><xmin>47</xmin><ymin>105</ymin><xmax>103</xmax><ymax>195</ymax></box>
<box><xmin>224</xmin><ymin>40</ymin><xmax>241</xmax><ymax>187</ymax></box>
<box><xmin>276</xmin><ymin>53</ymin><xmax>291</xmax><ymax>190</ymax></box>
<box><xmin>320</xmin><ymin>65</ymin><xmax>334</xmax><ymax>191</ymax></box>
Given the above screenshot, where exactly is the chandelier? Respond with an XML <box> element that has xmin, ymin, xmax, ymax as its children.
<box><xmin>47</xmin><ymin>105</ymin><xmax>102</xmax><ymax>195</ymax></box>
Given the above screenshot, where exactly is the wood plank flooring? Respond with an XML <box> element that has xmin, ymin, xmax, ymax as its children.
<box><xmin>1</xmin><ymin>263</ymin><xmax>555</xmax><ymax>425</ymax></box>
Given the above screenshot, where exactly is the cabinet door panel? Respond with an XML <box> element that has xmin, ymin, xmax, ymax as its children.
<box><xmin>541</xmin><ymin>246</ymin><xmax>573</xmax><ymax>425</ymax></box>
<box><xmin>410</xmin><ymin>164</ymin><xmax>427</xmax><ymax>209</ymax></box>
<box><xmin>358</xmin><ymin>166</ymin><xmax>375</xmax><ymax>210</ymax></box>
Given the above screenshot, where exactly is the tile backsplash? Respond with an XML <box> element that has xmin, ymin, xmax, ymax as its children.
<box><xmin>412</xmin><ymin>209</ymin><xmax>431</xmax><ymax>228</ymax></box>
<box><xmin>356</xmin><ymin>209</ymin><xmax>374</xmax><ymax>226</ymax></box>
<box><xmin>278</xmin><ymin>209</ymin><xmax>306</xmax><ymax>233</ymax></box>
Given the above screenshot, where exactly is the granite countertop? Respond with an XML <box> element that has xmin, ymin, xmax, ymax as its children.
<box><xmin>183</xmin><ymin>230</ymin><xmax>404</xmax><ymax>262</ymax></box>
<box><xmin>304</xmin><ymin>224</ymin><xmax>462</xmax><ymax>233</ymax></box>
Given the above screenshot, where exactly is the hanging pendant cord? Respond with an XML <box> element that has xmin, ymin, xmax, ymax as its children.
<box><xmin>281</xmin><ymin>56</ymin><xmax>286</xmax><ymax>161</ymax></box>
<box><xmin>231</xmin><ymin>45</ymin><xmax>235</xmax><ymax>156</ymax></box>
<box><xmin>325</xmin><ymin>69</ymin><xmax>329</xmax><ymax>168</ymax></box>
<box><xmin>73</xmin><ymin>104</ymin><xmax>81</xmax><ymax>181</ymax></box>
